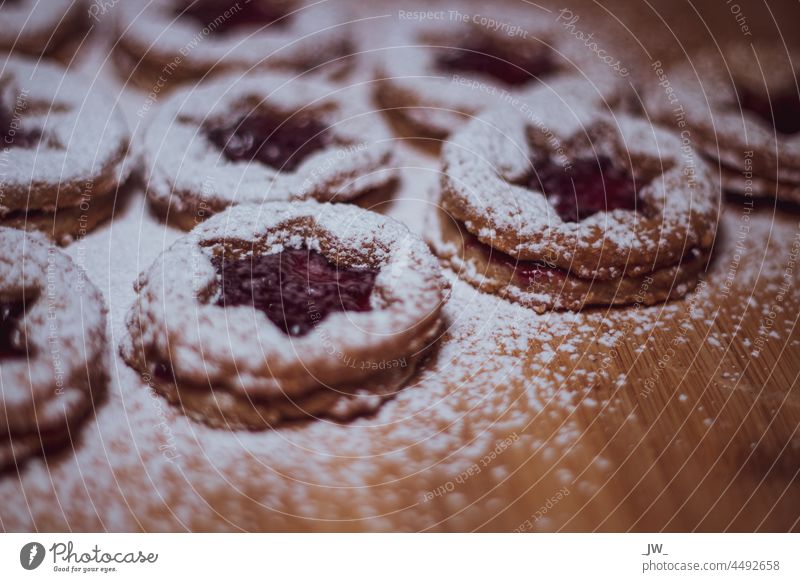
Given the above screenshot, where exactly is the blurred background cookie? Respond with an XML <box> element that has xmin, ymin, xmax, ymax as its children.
<box><xmin>0</xmin><ymin>228</ymin><xmax>108</xmax><ymax>471</ymax></box>
<box><xmin>0</xmin><ymin>56</ymin><xmax>132</xmax><ymax>244</ymax></box>
<box><xmin>374</xmin><ymin>3</ymin><xmax>588</xmax><ymax>143</ymax></box>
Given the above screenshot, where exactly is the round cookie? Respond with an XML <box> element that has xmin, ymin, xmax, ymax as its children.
<box><xmin>144</xmin><ymin>73</ymin><xmax>396</xmax><ymax>230</ymax></box>
<box><xmin>0</xmin><ymin>56</ymin><xmax>132</xmax><ymax>244</ymax></box>
<box><xmin>434</xmin><ymin>80</ymin><xmax>718</xmax><ymax>310</ymax></box>
<box><xmin>0</xmin><ymin>228</ymin><xmax>108</xmax><ymax>471</ymax></box>
<box><xmin>143</xmin><ymin>71</ymin><xmax>397</xmax><ymax>230</ymax></box>
<box><xmin>0</xmin><ymin>0</ymin><xmax>89</xmax><ymax>61</ymax></box>
<box><xmin>642</xmin><ymin>42</ymin><xmax>800</xmax><ymax>203</ymax></box>
<box><xmin>441</xmin><ymin>82</ymin><xmax>718</xmax><ymax>279</ymax></box>
<box><xmin>114</xmin><ymin>0</ymin><xmax>353</xmax><ymax>91</ymax></box>
<box><xmin>374</xmin><ymin>5</ymin><xmax>615</xmax><ymax>141</ymax></box>
<box><xmin>120</xmin><ymin>201</ymin><xmax>449</xmax><ymax>429</ymax></box>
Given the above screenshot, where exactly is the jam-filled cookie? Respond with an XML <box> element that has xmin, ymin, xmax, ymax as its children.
<box><xmin>0</xmin><ymin>0</ymin><xmax>89</xmax><ymax>61</ymax></box>
<box><xmin>430</xmin><ymin>83</ymin><xmax>718</xmax><ymax>312</ymax></box>
<box><xmin>143</xmin><ymin>71</ymin><xmax>397</xmax><ymax>230</ymax></box>
<box><xmin>374</xmin><ymin>6</ymin><xmax>608</xmax><ymax>141</ymax></box>
<box><xmin>114</xmin><ymin>0</ymin><xmax>352</xmax><ymax>91</ymax></box>
<box><xmin>0</xmin><ymin>229</ymin><xmax>108</xmax><ymax>471</ymax></box>
<box><xmin>120</xmin><ymin>201</ymin><xmax>448</xmax><ymax>429</ymax></box>
<box><xmin>0</xmin><ymin>56</ymin><xmax>132</xmax><ymax>244</ymax></box>
<box><xmin>643</xmin><ymin>43</ymin><xmax>800</xmax><ymax>204</ymax></box>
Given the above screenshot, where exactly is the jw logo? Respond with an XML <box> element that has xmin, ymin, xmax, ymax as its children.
<box><xmin>20</xmin><ymin>542</ymin><xmax>46</xmax><ymax>570</ymax></box>
<box><xmin>642</xmin><ymin>543</ymin><xmax>668</xmax><ymax>557</ymax></box>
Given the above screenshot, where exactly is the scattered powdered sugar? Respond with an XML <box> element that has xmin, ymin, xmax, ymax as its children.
<box><xmin>2</xmin><ymin>185</ymin><xmax>796</xmax><ymax>530</ymax></box>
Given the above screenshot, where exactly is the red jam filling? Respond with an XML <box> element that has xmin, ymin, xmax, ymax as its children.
<box><xmin>206</xmin><ymin>110</ymin><xmax>331</xmax><ymax>171</ymax></box>
<box><xmin>462</xmin><ymin>229</ymin><xmax>565</xmax><ymax>287</ymax></box>
<box><xmin>436</xmin><ymin>40</ymin><xmax>556</xmax><ymax>86</ymax></box>
<box><xmin>177</xmin><ymin>0</ymin><xmax>289</xmax><ymax>34</ymax></box>
<box><xmin>529</xmin><ymin>156</ymin><xmax>640</xmax><ymax>223</ymax></box>
<box><xmin>738</xmin><ymin>84</ymin><xmax>800</xmax><ymax>135</ymax></box>
<box><xmin>0</xmin><ymin>107</ymin><xmax>40</xmax><ymax>149</ymax></box>
<box><xmin>212</xmin><ymin>248</ymin><xmax>378</xmax><ymax>337</ymax></box>
<box><xmin>0</xmin><ymin>300</ymin><xmax>27</xmax><ymax>358</ymax></box>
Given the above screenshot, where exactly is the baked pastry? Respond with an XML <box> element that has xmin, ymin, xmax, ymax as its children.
<box><xmin>430</xmin><ymin>80</ymin><xmax>718</xmax><ymax>312</ymax></box>
<box><xmin>143</xmin><ymin>71</ymin><xmax>397</xmax><ymax>229</ymax></box>
<box><xmin>120</xmin><ymin>201</ymin><xmax>448</xmax><ymax>429</ymax></box>
<box><xmin>374</xmin><ymin>6</ymin><xmax>608</xmax><ymax>140</ymax></box>
<box><xmin>0</xmin><ymin>228</ymin><xmax>108</xmax><ymax>471</ymax></box>
<box><xmin>0</xmin><ymin>56</ymin><xmax>132</xmax><ymax>244</ymax></box>
<box><xmin>114</xmin><ymin>0</ymin><xmax>353</xmax><ymax>91</ymax></box>
<box><xmin>643</xmin><ymin>43</ymin><xmax>800</xmax><ymax>204</ymax></box>
<box><xmin>0</xmin><ymin>0</ymin><xmax>89</xmax><ymax>61</ymax></box>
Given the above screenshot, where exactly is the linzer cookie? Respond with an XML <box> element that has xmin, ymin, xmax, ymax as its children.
<box><xmin>0</xmin><ymin>56</ymin><xmax>132</xmax><ymax>244</ymax></box>
<box><xmin>374</xmin><ymin>5</ymin><xmax>611</xmax><ymax>141</ymax></box>
<box><xmin>0</xmin><ymin>0</ymin><xmax>89</xmax><ymax>60</ymax></box>
<box><xmin>430</xmin><ymin>82</ymin><xmax>718</xmax><ymax>312</ymax></box>
<box><xmin>120</xmin><ymin>201</ymin><xmax>448</xmax><ymax>429</ymax></box>
<box><xmin>643</xmin><ymin>43</ymin><xmax>800</xmax><ymax>204</ymax></box>
<box><xmin>143</xmin><ymin>72</ymin><xmax>397</xmax><ymax>229</ymax></box>
<box><xmin>0</xmin><ymin>228</ymin><xmax>108</xmax><ymax>471</ymax></box>
<box><xmin>114</xmin><ymin>0</ymin><xmax>353</xmax><ymax>91</ymax></box>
